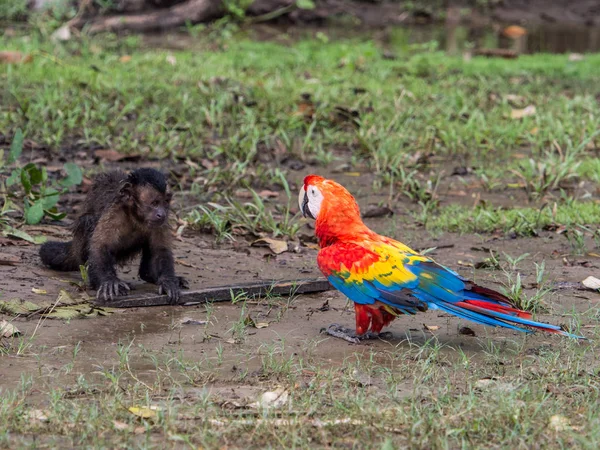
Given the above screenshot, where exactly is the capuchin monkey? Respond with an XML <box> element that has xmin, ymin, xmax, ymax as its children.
<box><xmin>40</xmin><ymin>168</ymin><xmax>188</xmax><ymax>303</ymax></box>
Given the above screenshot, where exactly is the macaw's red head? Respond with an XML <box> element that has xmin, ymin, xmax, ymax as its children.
<box><xmin>299</xmin><ymin>175</ymin><xmax>367</xmax><ymax>244</ymax></box>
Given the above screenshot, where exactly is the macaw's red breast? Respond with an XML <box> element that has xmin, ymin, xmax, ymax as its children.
<box><xmin>317</xmin><ymin>242</ymin><xmax>380</xmax><ymax>276</ymax></box>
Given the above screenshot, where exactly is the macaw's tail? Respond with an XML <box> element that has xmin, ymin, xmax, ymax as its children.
<box><xmin>437</xmin><ymin>283</ymin><xmax>586</xmax><ymax>339</ymax></box>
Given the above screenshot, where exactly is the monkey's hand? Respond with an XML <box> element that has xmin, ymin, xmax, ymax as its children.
<box><xmin>158</xmin><ymin>277</ymin><xmax>181</xmax><ymax>304</ymax></box>
<box><xmin>96</xmin><ymin>278</ymin><xmax>131</xmax><ymax>302</ymax></box>
<box><xmin>178</xmin><ymin>276</ymin><xmax>189</xmax><ymax>290</ymax></box>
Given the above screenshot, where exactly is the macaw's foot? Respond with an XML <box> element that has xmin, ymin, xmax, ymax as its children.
<box><xmin>321</xmin><ymin>324</ymin><xmax>393</xmax><ymax>344</ymax></box>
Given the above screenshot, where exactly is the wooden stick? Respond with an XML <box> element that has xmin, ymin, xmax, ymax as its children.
<box><xmin>100</xmin><ymin>278</ymin><xmax>332</xmax><ymax>308</ymax></box>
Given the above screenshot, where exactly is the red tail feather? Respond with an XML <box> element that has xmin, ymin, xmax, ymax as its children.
<box><xmin>461</xmin><ymin>300</ymin><xmax>532</xmax><ymax>319</ymax></box>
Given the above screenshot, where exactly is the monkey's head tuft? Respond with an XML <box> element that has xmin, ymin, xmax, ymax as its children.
<box><xmin>127</xmin><ymin>168</ymin><xmax>168</xmax><ymax>193</ymax></box>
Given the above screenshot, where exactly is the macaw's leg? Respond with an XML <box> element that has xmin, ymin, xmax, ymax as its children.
<box><xmin>321</xmin><ymin>304</ymin><xmax>392</xmax><ymax>344</ymax></box>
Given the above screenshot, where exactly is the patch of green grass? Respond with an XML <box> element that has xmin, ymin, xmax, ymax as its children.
<box><xmin>1</xmin><ymin>328</ymin><xmax>599</xmax><ymax>448</ymax></box>
<box><xmin>2</xmin><ymin>32</ymin><xmax>600</xmax><ymax>190</ymax></box>
<box><xmin>427</xmin><ymin>201</ymin><xmax>600</xmax><ymax>236</ymax></box>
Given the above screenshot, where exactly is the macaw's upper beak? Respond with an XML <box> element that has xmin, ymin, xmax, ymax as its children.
<box><xmin>301</xmin><ymin>190</ymin><xmax>315</xmax><ymax>220</ymax></box>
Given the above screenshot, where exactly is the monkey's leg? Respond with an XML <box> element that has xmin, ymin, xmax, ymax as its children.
<box><xmin>139</xmin><ymin>245</ymin><xmax>186</xmax><ymax>304</ymax></box>
<box><xmin>88</xmin><ymin>247</ymin><xmax>130</xmax><ymax>302</ymax></box>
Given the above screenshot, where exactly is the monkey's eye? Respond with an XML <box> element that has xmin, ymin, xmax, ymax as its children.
<box><xmin>151</xmin><ymin>200</ymin><xmax>159</xmax><ymax>207</ymax></box>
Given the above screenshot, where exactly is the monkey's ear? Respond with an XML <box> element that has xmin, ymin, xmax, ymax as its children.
<box><xmin>119</xmin><ymin>182</ymin><xmax>133</xmax><ymax>202</ymax></box>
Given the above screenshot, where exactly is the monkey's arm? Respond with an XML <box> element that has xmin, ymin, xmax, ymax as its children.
<box><xmin>139</xmin><ymin>238</ymin><xmax>187</xmax><ymax>304</ymax></box>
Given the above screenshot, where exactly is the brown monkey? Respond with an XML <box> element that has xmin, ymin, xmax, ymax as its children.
<box><xmin>40</xmin><ymin>168</ymin><xmax>188</xmax><ymax>303</ymax></box>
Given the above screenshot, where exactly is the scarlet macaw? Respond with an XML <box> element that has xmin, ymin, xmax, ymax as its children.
<box><xmin>299</xmin><ymin>175</ymin><xmax>583</xmax><ymax>343</ymax></box>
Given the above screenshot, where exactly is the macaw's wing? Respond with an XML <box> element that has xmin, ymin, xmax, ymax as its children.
<box><xmin>318</xmin><ymin>240</ymin><xmax>581</xmax><ymax>338</ymax></box>
<box><xmin>316</xmin><ymin>242</ymin><xmax>428</xmax><ymax>315</ymax></box>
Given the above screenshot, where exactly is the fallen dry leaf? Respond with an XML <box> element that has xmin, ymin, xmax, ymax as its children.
<box><xmin>26</xmin><ymin>409</ymin><xmax>49</xmax><ymax>423</ymax></box>
<box><xmin>0</xmin><ymin>51</ymin><xmax>33</xmax><ymax>64</ymax></box>
<box><xmin>511</xmin><ymin>105</ymin><xmax>536</xmax><ymax>119</ymax></box>
<box><xmin>0</xmin><ymin>253</ymin><xmax>21</xmax><ymax>265</ymax></box>
<box><xmin>166</xmin><ymin>54</ymin><xmax>176</xmax><ymax>66</ymax></box>
<box><xmin>94</xmin><ymin>149</ymin><xmax>141</xmax><ymax>162</ymax></box>
<box><xmin>113</xmin><ymin>420</ymin><xmax>130</xmax><ymax>431</ymax></box>
<box><xmin>362</xmin><ymin>206</ymin><xmax>393</xmax><ymax>219</ymax></box>
<box><xmin>51</xmin><ymin>25</ymin><xmax>71</xmax><ymax>42</ymax></box>
<box><xmin>0</xmin><ymin>320</ymin><xmax>21</xmax><ymax>338</ymax></box>
<box><xmin>119</xmin><ymin>55</ymin><xmax>132</xmax><ymax>63</ymax></box>
<box><xmin>249</xmin><ymin>387</ymin><xmax>289</xmax><ymax>409</ymax></box>
<box><xmin>251</xmin><ymin>238</ymin><xmax>288</xmax><ymax>255</ymax></box>
<box><xmin>549</xmin><ymin>414</ymin><xmax>570</xmax><ymax>432</ymax></box>
<box><xmin>423</xmin><ymin>324</ymin><xmax>440</xmax><ymax>332</ymax></box>
<box><xmin>31</xmin><ymin>288</ymin><xmax>47</xmax><ymax>295</ymax></box>
<box><xmin>258</xmin><ymin>190</ymin><xmax>279</xmax><ymax>199</ymax></box>
<box><xmin>244</xmin><ymin>315</ymin><xmax>269</xmax><ymax>329</ymax></box>
<box><xmin>582</xmin><ymin>276</ymin><xmax>600</xmax><ymax>291</ymax></box>
<box><xmin>128</xmin><ymin>405</ymin><xmax>161</xmax><ymax>419</ymax></box>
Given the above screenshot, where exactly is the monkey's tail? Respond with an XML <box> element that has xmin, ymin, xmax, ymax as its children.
<box><xmin>39</xmin><ymin>241</ymin><xmax>80</xmax><ymax>272</ymax></box>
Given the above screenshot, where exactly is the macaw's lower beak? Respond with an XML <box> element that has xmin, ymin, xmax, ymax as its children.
<box><xmin>301</xmin><ymin>191</ymin><xmax>315</xmax><ymax>219</ymax></box>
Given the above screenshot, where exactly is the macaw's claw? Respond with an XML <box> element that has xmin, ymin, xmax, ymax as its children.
<box><xmin>321</xmin><ymin>324</ymin><xmax>392</xmax><ymax>344</ymax></box>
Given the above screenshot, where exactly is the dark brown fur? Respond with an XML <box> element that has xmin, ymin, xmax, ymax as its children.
<box><xmin>39</xmin><ymin>168</ymin><xmax>187</xmax><ymax>303</ymax></box>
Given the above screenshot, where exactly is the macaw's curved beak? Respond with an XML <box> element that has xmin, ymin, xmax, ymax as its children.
<box><xmin>300</xmin><ymin>190</ymin><xmax>315</xmax><ymax>220</ymax></box>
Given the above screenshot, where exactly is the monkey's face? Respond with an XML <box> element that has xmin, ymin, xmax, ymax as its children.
<box><xmin>138</xmin><ymin>186</ymin><xmax>172</xmax><ymax>227</ymax></box>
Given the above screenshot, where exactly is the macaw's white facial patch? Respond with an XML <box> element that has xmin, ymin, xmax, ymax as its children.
<box><xmin>299</xmin><ymin>184</ymin><xmax>324</xmax><ymax>220</ymax></box>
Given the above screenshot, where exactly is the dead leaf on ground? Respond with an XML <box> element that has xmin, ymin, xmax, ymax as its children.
<box><xmin>249</xmin><ymin>387</ymin><xmax>289</xmax><ymax>409</ymax></box>
<box><xmin>423</xmin><ymin>324</ymin><xmax>440</xmax><ymax>332</ymax></box>
<box><xmin>0</xmin><ymin>320</ymin><xmax>21</xmax><ymax>338</ymax></box>
<box><xmin>258</xmin><ymin>190</ymin><xmax>279</xmax><ymax>199</ymax></box>
<box><xmin>0</xmin><ymin>253</ymin><xmax>21</xmax><ymax>265</ymax></box>
<box><xmin>51</xmin><ymin>25</ymin><xmax>71</xmax><ymax>42</ymax></box>
<box><xmin>31</xmin><ymin>288</ymin><xmax>47</xmax><ymax>295</ymax></box>
<box><xmin>362</xmin><ymin>206</ymin><xmax>393</xmax><ymax>219</ymax></box>
<box><xmin>166</xmin><ymin>54</ymin><xmax>176</xmax><ymax>66</ymax></box>
<box><xmin>548</xmin><ymin>414</ymin><xmax>570</xmax><ymax>432</ymax></box>
<box><xmin>0</xmin><ymin>237</ymin><xmax>30</xmax><ymax>247</ymax></box>
<box><xmin>128</xmin><ymin>405</ymin><xmax>161</xmax><ymax>419</ymax></box>
<box><xmin>511</xmin><ymin>105</ymin><xmax>536</xmax><ymax>119</ymax></box>
<box><xmin>504</xmin><ymin>94</ymin><xmax>526</xmax><ymax>107</ymax></box>
<box><xmin>0</xmin><ymin>51</ymin><xmax>33</xmax><ymax>64</ymax></box>
<box><xmin>582</xmin><ymin>276</ymin><xmax>600</xmax><ymax>291</ymax></box>
<box><xmin>113</xmin><ymin>420</ymin><xmax>130</xmax><ymax>431</ymax></box>
<box><xmin>175</xmin><ymin>259</ymin><xmax>201</xmax><ymax>269</ymax></box>
<box><xmin>251</xmin><ymin>238</ymin><xmax>288</xmax><ymax>255</ymax></box>
<box><xmin>474</xmin><ymin>378</ymin><xmax>514</xmax><ymax>393</ymax></box>
<box><xmin>119</xmin><ymin>55</ymin><xmax>132</xmax><ymax>63</ymax></box>
<box><xmin>94</xmin><ymin>149</ymin><xmax>141</xmax><ymax>162</ymax></box>
<box><xmin>243</xmin><ymin>315</ymin><xmax>269</xmax><ymax>329</ymax></box>
<box><xmin>26</xmin><ymin>409</ymin><xmax>49</xmax><ymax>423</ymax></box>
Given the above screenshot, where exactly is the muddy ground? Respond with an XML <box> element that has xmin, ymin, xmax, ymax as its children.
<box><xmin>2</xmin><ymin>159</ymin><xmax>599</xmax><ymax>398</ymax></box>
